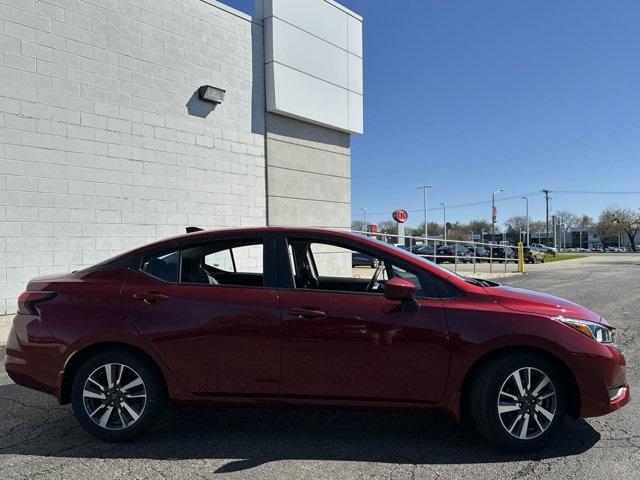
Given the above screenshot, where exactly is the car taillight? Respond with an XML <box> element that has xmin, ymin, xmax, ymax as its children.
<box><xmin>17</xmin><ymin>291</ymin><xmax>56</xmax><ymax>315</ymax></box>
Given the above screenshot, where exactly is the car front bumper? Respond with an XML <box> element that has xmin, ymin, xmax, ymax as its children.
<box><xmin>569</xmin><ymin>343</ymin><xmax>630</xmax><ymax>418</ymax></box>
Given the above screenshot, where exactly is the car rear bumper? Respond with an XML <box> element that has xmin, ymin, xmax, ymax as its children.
<box><xmin>4</xmin><ymin>314</ymin><xmax>65</xmax><ymax>400</ymax></box>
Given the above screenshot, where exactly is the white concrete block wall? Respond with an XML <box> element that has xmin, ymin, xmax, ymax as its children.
<box><xmin>0</xmin><ymin>0</ymin><xmax>267</xmax><ymax>314</ymax></box>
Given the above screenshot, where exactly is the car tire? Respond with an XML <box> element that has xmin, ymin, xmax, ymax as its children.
<box><xmin>71</xmin><ymin>349</ymin><xmax>167</xmax><ymax>442</ymax></box>
<box><xmin>371</xmin><ymin>258</ymin><xmax>380</xmax><ymax>269</ymax></box>
<box><xmin>469</xmin><ymin>353</ymin><xmax>567</xmax><ymax>452</ymax></box>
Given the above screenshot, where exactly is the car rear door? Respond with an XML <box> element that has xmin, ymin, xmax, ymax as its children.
<box><xmin>276</xmin><ymin>235</ymin><xmax>450</xmax><ymax>403</ymax></box>
<box><xmin>124</xmin><ymin>234</ymin><xmax>282</xmax><ymax>396</ymax></box>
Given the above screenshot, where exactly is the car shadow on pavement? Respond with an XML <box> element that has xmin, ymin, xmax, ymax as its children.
<box><xmin>0</xmin><ymin>383</ymin><xmax>601</xmax><ymax>473</ymax></box>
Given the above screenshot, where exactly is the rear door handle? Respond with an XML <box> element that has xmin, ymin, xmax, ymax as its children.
<box><xmin>287</xmin><ymin>308</ymin><xmax>327</xmax><ymax>320</ymax></box>
<box><xmin>133</xmin><ymin>292</ymin><xmax>170</xmax><ymax>304</ymax></box>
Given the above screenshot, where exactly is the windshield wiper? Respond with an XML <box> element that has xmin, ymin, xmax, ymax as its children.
<box><xmin>464</xmin><ymin>277</ymin><xmax>499</xmax><ymax>287</ymax></box>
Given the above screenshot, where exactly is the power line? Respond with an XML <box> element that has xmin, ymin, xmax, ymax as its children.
<box><xmin>553</xmin><ymin>190</ymin><xmax>640</xmax><ymax>195</ymax></box>
<box><xmin>357</xmin><ymin>189</ymin><xmax>640</xmax><ymax>219</ymax></box>
<box><xmin>361</xmin><ymin>191</ymin><xmax>544</xmax><ymax>217</ymax></box>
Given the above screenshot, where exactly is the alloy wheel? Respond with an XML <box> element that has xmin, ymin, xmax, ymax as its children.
<box><xmin>82</xmin><ymin>363</ymin><xmax>147</xmax><ymax>430</ymax></box>
<box><xmin>497</xmin><ymin>367</ymin><xmax>557</xmax><ymax>440</ymax></box>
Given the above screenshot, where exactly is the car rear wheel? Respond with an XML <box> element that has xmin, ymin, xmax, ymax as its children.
<box><xmin>371</xmin><ymin>258</ymin><xmax>380</xmax><ymax>268</ymax></box>
<box><xmin>71</xmin><ymin>350</ymin><xmax>167</xmax><ymax>442</ymax></box>
<box><xmin>469</xmin><ymin>353</ymin><xmax>566</xmax><ymax>451</ymax></box>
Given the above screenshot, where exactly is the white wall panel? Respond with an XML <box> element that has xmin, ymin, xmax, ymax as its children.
<box><xmin>262</xmin><ymin>0</ymin><xmax>350</xmax><ymax>49</ymax></box>
<box><xmin>348</xmin><ymin>14</ymin><xmax>363</xmax><ymax>58</ymax></box>
<box><xmin>348</xmin><ymin>91</ymin><xmax>363</xmax><ymax>135</ymax></box>
<box><xmin>266</xmin><ymin>17</ymin><xmax>348</xmax><ymax>89</ymax></box>
<box><xmin>259</xmin><ymin>0</ymin><xmax>363</xmax><ymax>134</ymax></box>
<box><xmin>348</xmin><ymin>53</ymin><xmax>363</xmax><ymax>94</ymax></box>
<box><xmin>266</xmin><ymin>63</ymin><xmax>349</xmax><ymax>132</ymax></box>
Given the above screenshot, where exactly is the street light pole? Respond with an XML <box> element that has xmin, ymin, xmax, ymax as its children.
<box><xmin>521</xmin><ymin>196</ymin><xmax>529</xmax><ymax>246</ymax></box>
<box><xmin>491</xmin><ymin>188</ymin><xmax>504</xmax><ymax>243</ymax></box>
<box><xmin>360</xmin><ymin>207</ymin><xmax>368</xmax><ymax>232</ymax></box>
<box><xmin>417</xmin><ymin>184</ymin><xmax>433</xmax><ymax>239</ymax></box>
<box><xmin>439</xmin><ymin>202</ymin><xmax>447</xmax><ymax>242</ymax></box>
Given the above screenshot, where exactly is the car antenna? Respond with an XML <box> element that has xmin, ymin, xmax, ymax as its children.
<box><xmin>185</xmin><ymin>226</ymin><xmax>204</xmax><ymax>233</ymax></box>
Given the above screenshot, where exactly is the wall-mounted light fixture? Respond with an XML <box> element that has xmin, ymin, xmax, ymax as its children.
<box><xmin>198</xmin><ymin>85</ymin><xmax>225</xmax><ymax>105</ymax></box>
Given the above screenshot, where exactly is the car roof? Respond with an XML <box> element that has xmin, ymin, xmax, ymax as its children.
<box><xmin>123</xmin><ymin>227</ymin><xmax>378</xmax><ymax>256</ymax></box>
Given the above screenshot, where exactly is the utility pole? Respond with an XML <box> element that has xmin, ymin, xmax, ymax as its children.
<box><xmin>521</xmin><ymin>196</ymin><xmax>529</xmax><ymax>246</ymax></box>
<box><xmin>417</xmin><ymin>184</ymin><xmax>433</xmax><ymax>239</ymax></box>
<box><xmin>492</xmin><ymin>189</ymin><xmax>504</xmax><ymax>243</ymax></box>
<box><xmin>360</xmin><ymin>207</ymin><xmax>368</xmax><ymax>231</ymax></box>
<box><xmin>439</xmin><ymin>202</ymin><xmax>447</xmax><ymax>242</ymax></box>
<box><xmin>542</xmin><ymin>189</ymin><xmax>551</xmax><ymax>246</ymax></box>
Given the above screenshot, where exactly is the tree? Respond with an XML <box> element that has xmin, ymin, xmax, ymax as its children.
<box><xmin>377</xmin><ymin>220</ymin><xmax>397</xmax><ymax>235</ymax></box>
<box><xmin>578</xmin><ymin>215</ymin><xmax>594</xmax><ymax>228</ymax></box>
<box><xmin>408</xmin><ymin>222</ymin><xmax>442</xmax><ymax>239</ymax></box>
<box><xmin>554</xmin><ymin>210</ymin><xmax>578</xmax><ymax>248</ymax></box>
<box><xmin>351</xmin><ymin>220</ymin><xmax>366</xmax><ymax>232</ymax></box>
<box><xmin>504</xmin><ymin>216</ymin><xmax>528</xmax><ymax>234</ymax></box>
<box><xmin>577</xmin><ymin>215</ymin><xmax>594</xmax><ymax>249</ymax></box>
<box><xmin>595</xmin><ymin>206</ymin><xmax>640</xmax><ymax>252</ymax></box>
<box><xmin>467</xmin><ymin>219</ymin><xmax>492</xmax><ymax>234</ymax></box>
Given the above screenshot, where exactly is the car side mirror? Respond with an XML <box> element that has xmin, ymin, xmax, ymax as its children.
<box><xmin>385</xmin><ymin>278</ymin><xmax>420</xmax><ymax>312</ymax></box>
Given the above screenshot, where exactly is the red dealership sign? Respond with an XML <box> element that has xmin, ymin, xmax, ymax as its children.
<box><xmin>392</xmin><ymin>209</ymin><xmax>408</xmax><ymax>223</ymax></box>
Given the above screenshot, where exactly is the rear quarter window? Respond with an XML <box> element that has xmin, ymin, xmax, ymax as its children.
<box><xmin>140</xmin><ymin>251</ymin><xmax>179</xmax><ymax>283</ymax></box>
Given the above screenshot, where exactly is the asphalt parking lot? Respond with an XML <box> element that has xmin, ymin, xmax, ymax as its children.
<box><xmin>1</xmin><ymin>255</ymin><xmax>638</xmax><ymax>479</ymax></box>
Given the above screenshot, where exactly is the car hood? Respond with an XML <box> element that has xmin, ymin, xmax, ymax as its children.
<box><xmin>485</xmin><ymin>285</ymin><xmax>603</xmax><ymax>323</ymax></box>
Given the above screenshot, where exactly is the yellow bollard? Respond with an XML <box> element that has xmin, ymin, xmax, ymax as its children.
<box><xmin>517</xmin><ymin>241</ymin><xmax>525</xmax><ymax>273</ymax></box>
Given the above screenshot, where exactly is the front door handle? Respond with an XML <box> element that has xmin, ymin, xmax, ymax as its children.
<box><xmin>287</xmin><ymin>308</ymin><xmax>327</xmax><ymax>320</ymax></box>
<box><xmin>133</xmin><ymin>292</ymin><xmax>170</xmax><ymax>305</ymax></box>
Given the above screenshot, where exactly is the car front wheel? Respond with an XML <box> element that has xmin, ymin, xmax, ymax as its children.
<box><xmin>71</xmin><ymin>349</ymin><xmax>167</xmax><ymax>442</ymax></box>
<box><xmin>470</xmin><ymin>353</ymin><xmax>566</xmax><ymax>451</ymax></box>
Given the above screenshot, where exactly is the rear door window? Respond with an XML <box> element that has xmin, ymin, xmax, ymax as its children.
<box><xmin>181</xmin><ymin>240</ymin><xmax>264</xmax><ymax>287</ymax></box>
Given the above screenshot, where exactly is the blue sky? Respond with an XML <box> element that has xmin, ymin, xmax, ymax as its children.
<box><xmin>225</xmin><ymin>0</ymin><xmax>640</xmax><ymax>227</ymax></box>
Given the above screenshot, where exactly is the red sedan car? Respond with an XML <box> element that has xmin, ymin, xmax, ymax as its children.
<box><xmin>4</xmin><ymin>228</ymin><xmax>629</xmax><ymax>451</ymax></box>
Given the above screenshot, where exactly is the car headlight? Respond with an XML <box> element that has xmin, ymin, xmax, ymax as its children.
<box><xmin>554</xmin><ymin>316</ymin><xmax>615</xmax><ymax>343</ymax></box>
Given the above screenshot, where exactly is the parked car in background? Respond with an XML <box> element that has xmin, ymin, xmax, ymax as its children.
<box><xmin>470</xmin><ymin>245</ymin><xmax>490</xmax><ymax>261</ymax></box>
<box><xmin>352</xmin><ymin>251</ymin><xmax>380</xmax><ymax>268</ymax></box>
<box><xmin>524</xmin><ymin>246</ymin><xmax>546</xmax><ymax>264</ymax></box>
<box><xmin>436</xmin><ymin>244</ymin><xmax>472</xmax><ymax>263</ymax></box>
<box><xmin>5</xmin><ymin>227</ymin><xmax>629</xmax><ymax>451</ymax></box>
<box><xmin>411</xmin><ymin>244</ymin><xmax>435</xmax><ymax>256</ymax></box>
<box><xmin>532</xmin><ymin>244</ymin><xmax>558</xmax><ymax>256</ymax></box>
<box><xmin>489</xmin><ymin>246</ymin><xmax>517</xmax><ymax>261</ymax></box>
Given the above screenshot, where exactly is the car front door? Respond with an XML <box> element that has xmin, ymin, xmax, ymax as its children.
<box><xmin>124</xmin><ymin>235</ymin><xmax>282</xmax><ymax>396</ymax></box>
<box><xmin>277</xmin><ymin>236</ymin><xmax>450</xmax><ymax>403</ymax></box>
